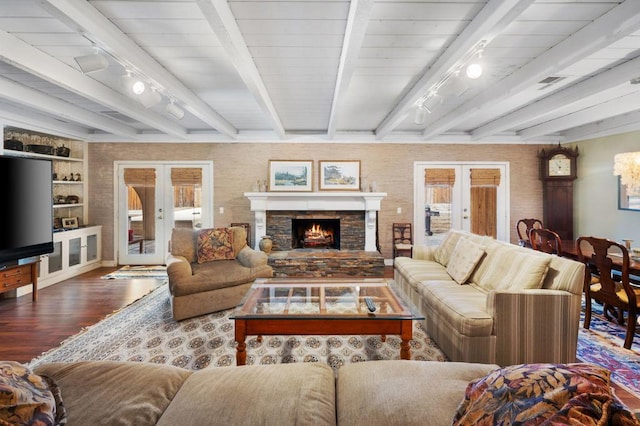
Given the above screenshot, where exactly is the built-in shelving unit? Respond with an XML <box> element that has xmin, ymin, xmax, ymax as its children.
<box><xmin>2</xmin><ymin>127</ymin><xmax>100</xmax><ymax>292</ymax></box>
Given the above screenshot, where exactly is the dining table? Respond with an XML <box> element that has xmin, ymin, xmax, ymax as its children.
<box><xmin>560</xmin><ymin>239</ymin><xmax>640</xmax><ymax>278</ymax></box>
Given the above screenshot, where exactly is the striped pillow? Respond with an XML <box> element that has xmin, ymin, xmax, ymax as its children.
<box><xmin>446</xmin><ymin>237</ymin><xmax>486</xmax><ymax>284</ymax></box>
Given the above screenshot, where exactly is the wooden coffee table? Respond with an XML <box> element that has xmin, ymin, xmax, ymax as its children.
<box><xmin>231</xmin><ymin>278</ymin><xmax>424</xmax><ymax>366</ymax></box>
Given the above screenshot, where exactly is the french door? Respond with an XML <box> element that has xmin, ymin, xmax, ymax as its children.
<box><xmin>414</xmin><ymin>162</ymin><xmax>509</xmax><ymax>246</ymax></box>
<box><xmin>116</xmin><ymin>162</ymin><xmax>213</xmax><ymax>265</ymax></box>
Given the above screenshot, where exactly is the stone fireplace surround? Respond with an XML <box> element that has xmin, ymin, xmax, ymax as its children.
<box><xmin>244</xmin><ymin>192</ymin><xmax>386</xmax><ymax>252</ymax></box>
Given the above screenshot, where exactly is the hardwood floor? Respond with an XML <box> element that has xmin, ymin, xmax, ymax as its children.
<box><xmin>0</xmin><ymin>266</ymin><xmax>638</xmax><ymax>414</ymax></box>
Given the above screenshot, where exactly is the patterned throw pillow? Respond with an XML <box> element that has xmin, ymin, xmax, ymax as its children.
<box><xmin>197</xmin><ymin>228</ymin><xmax>235</xmax><ymax>263</ymax></box>
<box><xmin>446</xmin><ymin>237</ymin><xmax>486</xmax><ymax>284</ymax></box>
<box><xmin>0</xmin><ymin>361</ymin><xmax>66</xmax><ymax>426</ymax></box>
<box><xmin>452</xmin><ymin>363</ymin><xmax>639</xmax><ymax>426</ymax></box>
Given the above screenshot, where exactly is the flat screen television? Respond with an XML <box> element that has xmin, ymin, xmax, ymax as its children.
<box><xmin>0</xmin><ymin>156</ymin><xmax>54</xmax><ymax>265</ymax></box>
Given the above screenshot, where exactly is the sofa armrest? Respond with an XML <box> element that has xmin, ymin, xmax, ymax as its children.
<box><xmin>487</xmin><ymin>289</ymin><xmax>582</xmax><ymax>366</ymax></box>
<box><xmin>166</xmin><ymin>255</ymin><xmax>193</xmax><ymax>284</ymax></box>
<box><xmin>412</xmin><ymin>244</ymin><xmax>436</xmax><ymax>261</ymax></box>
<box><xmin>236</xmin><ymin>246</ymin><xmax>268</xmax><ymax>268</ymax></box>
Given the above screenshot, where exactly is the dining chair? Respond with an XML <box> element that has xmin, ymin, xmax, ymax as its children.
<box><xmin>529</xmin><ymin>228</ymin><xmax>563</xmax><ymax>255</ymax></box>
<box><xmin>392</xmin><ymin>223</ymin><xmax>413</xmax><ymax>258</ymax></box>
<box><xmin>577</xmin><ymin>236</ymin><xmax>640</xmax><ymax>349</ymax></box>
<box><xmin>516</xmin><ymin>218</ymin><xmax>543</xmax><ymax>248</ymax></box>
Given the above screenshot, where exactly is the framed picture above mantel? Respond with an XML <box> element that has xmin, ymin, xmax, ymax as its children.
<box><xmin>319</xmin><ymin>160</ymin><xmax>360</xmax><ymax>191</ymax></box>
<box><xmin>268</xmin><ymin>160</ymin><xmax>313</xmax><ymax>192</ymax></box>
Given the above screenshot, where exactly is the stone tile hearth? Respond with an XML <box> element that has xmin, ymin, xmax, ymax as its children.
<box><xmin>268</xmin><ymin>250</ymin><xmax>384</xmax><ymax>278</ymax></box>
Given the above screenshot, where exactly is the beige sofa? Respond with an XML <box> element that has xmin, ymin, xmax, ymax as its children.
<box><xmin>23</xmin><ymin>360</ymin><xmax>638</xmax><ymax>425</ymax></box>
<box><xmin>166</xmin><ymin>226</ymin><xmax>273</xmax><ymax>320</ymax></box>
<box><xmin>394</xmin><ymin>230</ymin><xmax>586</xmax><ymax>366</ymax></box>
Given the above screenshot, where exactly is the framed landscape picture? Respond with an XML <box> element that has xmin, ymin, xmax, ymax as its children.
<box><xmin>268</xmin><ymin>160</ymin><xmax>313</xmax><ymax>192</ymax></box>
<box><xmin>319</xmin><ymin>160</ymin><xmax>360</xmax><ymax>191</ymax></box>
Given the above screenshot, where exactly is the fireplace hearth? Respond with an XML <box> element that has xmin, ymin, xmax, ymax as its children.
<box><xmin>292</xmin><ymin>218</ymin><xmax>340</xmax><ymax>249</ymax></box>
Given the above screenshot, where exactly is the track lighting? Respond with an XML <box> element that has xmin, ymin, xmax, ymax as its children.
<box><xmin>166</xmin><ymin>100</ymin><xmax>185</xmax><ymax>120</ymax></box>
<box><xmin>132</xmin><ymin>80</ymin><xmax>146</xmax><ymax>95</ymax></box>
<box><xmin>445</xmin><ymin>72</ymin><xmax>469</xmax><ymax>96</ymax></box>
<box><xmin>414</xmin><ymin>107</ymin><xmax>427</xmax><ymax>125</ymax></box>
<box><xmin>74</xmin><ymin>51</ymin><xmax>108</xmax><ymax>74</ymax></box>
<box><xmin>139</xmin><ymin>87</ymin><xmax>162</xmax><ymax>108</ymax></box>
<box><xmin>422</xmin><ymin>93</ymin><xmax>442</xmax><ymax>114</ymax></box>
<box><xmin>466</xmin><ymin>63</ymin><xmax>483</xmax><ymax>79</ymax></box>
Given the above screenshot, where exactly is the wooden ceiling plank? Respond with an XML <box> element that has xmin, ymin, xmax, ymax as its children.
<box><xmin>376</xmin><ymin>0</ymin><xmax>535</xmax><ymax>139</ymax></box>
<box><xmin>328</xmin><ymin>0</ymin><xmax>375</xmax><ymax>138</ymax></box>
<box><xmin>41</xmin><ymin>0</ymin><xmax>238</xmax><ymax>138</ymax></box>
<box><xmin>471</xmin><ymin>54</ymin><xmax>640</xmax><ymax>139</ymax></box>
<box><xmin>0</xmin><ymin>29</ymin><xmax>187</xmax><ymax>138</ymax></box>
<box><xmin>0</xmin><ymin>75</ymin><xmax>138</xmax><ymax>138</ymax></box>
<box><xmin>421</xmin><ymin>0</ymin><xmax>640</xmax><ymax>140</ymax></box>
<box><xmin>197</xmin><ymin>0</ymin><xmax>285</xmax><ymax>138</ymax></box>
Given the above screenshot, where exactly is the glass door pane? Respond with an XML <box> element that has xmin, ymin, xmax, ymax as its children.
<box><xmin>171</xmin><ymin>167</ymin><xmax>203</xmax><ymax>229</ymax></box>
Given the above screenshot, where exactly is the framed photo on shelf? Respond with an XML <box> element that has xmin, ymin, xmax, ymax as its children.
<box><xmin>61</xmin><ymin>217</ymin><xmax>79</xmax><ymax>229</ymax></box>
<box><xmin>268</xmin><ymin>160</ymin><xmax>313</xmax><ymax>192</ymax></box>
<box><xmin>319</xmin><ymin>160</ymin><xmax>360</xmax><ymax>191</ymax></box>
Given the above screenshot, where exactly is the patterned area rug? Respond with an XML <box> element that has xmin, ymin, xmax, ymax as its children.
<box><xmin>29</xmin><ymin>282</ymin><xmax>446</xmax><ymax>371</ymax></box>
<box><xmin>577</xmin><ymin>303</ymin><xmax>640</xmax><ymax>397</ymax></box>
<box><xmin>101</xmin><ymin>265</ymin><xmax>168</xmax><ymax>280</ymax></box>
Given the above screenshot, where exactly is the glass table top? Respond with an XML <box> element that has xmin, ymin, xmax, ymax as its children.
<box><xmin>232</xmin><ymin>278</ymin><xmax>424</xmax><ymax>320</ymax></box>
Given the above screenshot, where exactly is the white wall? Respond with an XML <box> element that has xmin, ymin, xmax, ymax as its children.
<box><xmin>574</xmin><ymin>131</ymin><xmax>640</xmax><ymax>244</ymax></box>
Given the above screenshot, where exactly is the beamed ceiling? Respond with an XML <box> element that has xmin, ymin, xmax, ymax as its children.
<box><xmin>1</xmin><ymin>0</ymin><xmax>640</xmax><ymax>144</ymax></box>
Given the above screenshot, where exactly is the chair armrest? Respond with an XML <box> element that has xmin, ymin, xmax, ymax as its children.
<box><xmin>411</xmin><ymin>244</ymin><xmax>436</xmax><ymax>261</ymax></box>
<box><xmin>166</xmin><ymin>255</ymin><xmax>193</xmax><ymax>290</ymax></box>
<box><xmin>236</xmin><ymin>246</ymin><xmax>269</xmax><ymax>268</ymax></box>
<box><xmin>488</xmin><ymin>289</ymin><xmax>582</xmax><ymax>366</ymax></box>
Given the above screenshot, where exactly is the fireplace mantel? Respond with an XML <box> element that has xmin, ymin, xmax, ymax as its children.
<box><xmin>244</xmin><ymin>192</ymin><xmax>387</xmax><ymax>251</ymax></box>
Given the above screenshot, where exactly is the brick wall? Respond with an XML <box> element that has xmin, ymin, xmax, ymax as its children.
<box><xmin>88</xmin><ymin>142</ymin><xmax>545</xmax><ymax>262</ymax></box>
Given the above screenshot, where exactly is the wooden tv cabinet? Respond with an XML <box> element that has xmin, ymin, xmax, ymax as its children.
<box><xmin>0</xmin><ymin>261</ymin><xmax>38</xmax><ymax>301</ymax></box>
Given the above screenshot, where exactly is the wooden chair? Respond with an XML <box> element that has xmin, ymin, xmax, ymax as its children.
<box><xmin>577</xmin><ymin>236</ymin><xmax>640</xmax><ymax>349</ymax></box>
<box><xmin>393</xmin><ymin>223</ymin><xmax>413</xmax><ymax>258</ymax></box>
<box><xmin>529</xmin><ymin>228</ymin><xmax>563</xmax><ymax>255</ymax></box>
<box><xmin>516</xmin><ymin>218</ymin><xmax>543</xmax><ymax>247</ymax></box>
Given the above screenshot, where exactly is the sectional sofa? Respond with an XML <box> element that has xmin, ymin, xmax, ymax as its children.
<box><xmin>5</xmin><ymin>360</ymin><xmax>637</xmax><ymax>425</ymax></box>
<box><xmin>394</xmin><ymin>229</ymin><xmax>586</xmax><ymax>366</ymax></box>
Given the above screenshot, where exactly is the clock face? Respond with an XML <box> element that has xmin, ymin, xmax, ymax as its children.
<box><xmin>549</xmin><ymin>154</ymin><xmax>571</xmax><ymax>176</ymax></box>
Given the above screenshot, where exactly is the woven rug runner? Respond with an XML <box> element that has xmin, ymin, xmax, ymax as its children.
<box><xmin>101</xmin><ymin>265</ymin><xmax>168</xmax><ymax>280</ymax></box>
<box><xmin>28</xmin><ymin>283</ymin><xmax>640</xmax><ymax>400</ymax></box>
<box><xmin>29</xmin><ymin>282</ymin><xmax>446</xmax><ymax>371</ymax></box>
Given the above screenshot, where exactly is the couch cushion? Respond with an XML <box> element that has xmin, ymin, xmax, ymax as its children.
<box><xmin>452</xmin><ymin>363</ymin><xmax>639</xmax><ymax>425</ymax></box>
<box><xmin>171</xmin><ymin>227</ymin><xmax>198</xmax><ymax>263</ymax></box>
<box><xmin>446</xmin><ymin>237</ymin><xmax>486</xmax><ymax>284</ymax></box>
<box><xmin>197</xmin><ymin>228</ymin><xmax>235</xmax><ymax>263</ymax></box>
<box><xmin>157</xmin><ymin>363</ymin><xmax>336</xmax><ymax>426</ymax></box>
<box><xmin>433</xmin><ymin>230</ymin><xmax>465</xmax><ymax>266</ymax></box>
<box><xmin>393</xmin><ymin>257</ymin><xmax>452</xmax><ymax>293</ymax></box>
<box><xmin>418</xmin><ymin>281</ymin><xmax>493</xmax><ymax>337</ymax></box>
<box><xmin>0</xmin><ymin>361</ymin><xmax>64</xmax><ymax>426</ymax></box>
<box><xmin>230</xmin><ymin>226</ymin><xmax>248</xmax><ymax>257</ymax></box>
<box><xmin>174</xmin><ymin>260</ymin><xmax>257</xmax><ymax>295</ymax></box>
<box><xmin>471</xmin><ymin>241</ymin><xmax>551</xmax><ymax>291</ymax></box>
<box><xmin>33</xmin><ymin>361</ymin><xmax>192</xmax><ymax>426</ymax></box>
<box><xmin>337</xmin><ymin>360</ymin><xmax>498</xmax><ymax>426</ymax></box>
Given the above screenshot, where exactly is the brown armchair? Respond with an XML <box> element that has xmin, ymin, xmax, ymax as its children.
<box><xmin>166</xmin><ymin>226</ymin><xmax>273</xmax><ymax>320</ymax></box>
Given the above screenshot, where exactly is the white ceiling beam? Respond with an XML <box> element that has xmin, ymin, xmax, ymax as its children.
<box><xmin>518</xmin><ymin>92</ymin><xmax>640</xmax><ymax>139</ymax></box>
<box><xmin>0</xmin><ymin>29</ymin><xmax>188</xmax><ymax>139</ymax></box>
<box><xmin>0</xmin><ymin>104</ymin><xmax>92</xmax><ymax>141</ymax></box>
<box><xmin>41</xmin><ymin>0</ymin><xmax>238</xmax><ymax>138</ymax></box>
<box><xmin>375</xmin><ymin>0</ymin><xmax>535</xmax><ymax>139</ymax></box>
<box><xmin>422</xmin><ymin>0</ymin><xmax>640</xmax><ymax>140</ymax></box>
<box><xmin>562</xmin><ymin>110</ymin><xmax>640</xmax><ymax>143</ymax></box>
<box><xmin>196</xmin><ymin>0</ymin><xmax>284</xmax><ymax>138</ymax></box>
<box><xmin>327</xmin><ymin>0</ymin><xmax>375</xmax><ymax>139</ymax></box>
<box><xmin>0</xmin><ymin>76</ymin><xmax>138</xmax><ymax>139</ymax></box>
<box><xmin>471</xmin><ymin>55</ymin><xmax>640</xmax><ymax>139</ymax></box>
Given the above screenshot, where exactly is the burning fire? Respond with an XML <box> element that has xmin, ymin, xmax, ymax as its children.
<box><xmin>303</xmin><ymin>223</ymin><xmax>333</xmax><ymax>246</ymax></box>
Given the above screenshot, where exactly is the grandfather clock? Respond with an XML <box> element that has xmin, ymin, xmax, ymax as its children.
<box><xmin>538</xmin><ymin>146</ymin><xmax>579</xmax><ymax>241</ymax></box>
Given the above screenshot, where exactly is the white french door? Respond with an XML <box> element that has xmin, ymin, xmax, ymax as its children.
<box><xmin>116</xmin><ymin>162</ymin><xmax>213</xmax><ymax>265</ymax></box>
<box><xmin>413</xmin><ymin>162</ymin><xmax>509</xmax><ymax>246</ymax></box>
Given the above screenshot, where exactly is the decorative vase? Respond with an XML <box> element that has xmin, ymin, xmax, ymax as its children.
<box><xmin>259</xmin><ymin>235</ymin><xmax>273</xmax><ymax>253</ymax></box>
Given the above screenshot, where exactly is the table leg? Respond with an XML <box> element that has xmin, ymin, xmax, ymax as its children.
<box><xmin>235</xmin><ymin>320</ymin><xmax>247</xmax><ymax>366</ymax></box>
<box><xmin>400</xmin><ymin>320</ymin><xmax>412</xmax><ymax>360</ymax></box>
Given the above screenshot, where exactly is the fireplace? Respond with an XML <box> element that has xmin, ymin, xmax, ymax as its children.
<box><xmin>292</xmin><ymin>218</ymin><xmax>340</xmax><ymax>249</ymax></box>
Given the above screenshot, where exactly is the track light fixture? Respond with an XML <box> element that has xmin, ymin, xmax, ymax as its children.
<box><xmin>74</xmin><ymin>50</ymin><xmax>109</xmax><ymax>74</ymax></box>
<box><xmin>166</xmin><ymin>99</ymin><xmax>185</xmax><ymax>120</ymax></box>
<box><xmin>139</xmin><ymin>87</ymin><xmax>162</xmax><ymax>108</ymax></box>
